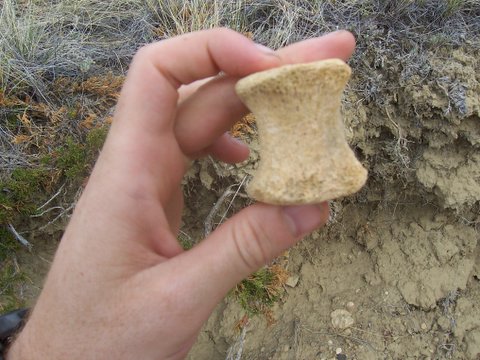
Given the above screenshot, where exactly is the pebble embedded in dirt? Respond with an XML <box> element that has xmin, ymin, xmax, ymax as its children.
<box><xmin>465</xmin><ymin>329</ymin><xmax>480</xmax><ymax>359</ymax></box>
<box><xmin>330</xmin><ymin>309</ymin><xmax>355</xmax><ymax>330</ymax></box>
<box><xmin>285</xmin><ymin>275</ymin><xmax>299</xmax><ymax>288</ymax></box>
<box><xmin>346</xmin><ymin>301</ymin><xmax>355</xmax><ymax>311</ymax></box>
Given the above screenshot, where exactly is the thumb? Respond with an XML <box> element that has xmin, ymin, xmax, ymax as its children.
<box><xmin>181</xmin><ymin>202</ymin><xmax>329</xmax><ymax>302</ymax></box>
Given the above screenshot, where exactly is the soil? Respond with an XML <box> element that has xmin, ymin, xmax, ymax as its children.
<box><xmin>185</xmin><ymin>47</ymin><xmax>480</xmax><ymax>359</ymax></box>
<box><xmin>10</xmin><ymin>47</ymin><xmax>479</xmax><ymax>360</ymax></box>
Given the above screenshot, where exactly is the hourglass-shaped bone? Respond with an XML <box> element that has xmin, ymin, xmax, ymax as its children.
<box><xmin>235</xmin><ymin>59</ymin><xmax>367</xmax><ymax>205</ymax></box>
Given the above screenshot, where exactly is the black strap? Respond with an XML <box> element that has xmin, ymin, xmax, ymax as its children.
<box><xmin>0</xmin><ymin>309</ymin><xmax>29</xmax><ymax>359</ymax></box>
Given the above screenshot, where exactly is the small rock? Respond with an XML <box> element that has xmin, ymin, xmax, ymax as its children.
<box><xmin>335</xmin><ymin>347</ymin><xmax>342</xmax><ymax>354</ymax></box>
<box><xmin>465</xmin><ymin>329</ymin><xmax>480</xmax><ymax>359</ymax></box>
<box><xmin>286</xmin><ymin>275</ymin><xmax>300</xmax><ymax>288</ymax></box>
<box><xmin>421</xmin><ymin>322</ymin><xmax>428</xmax><ymax>331</ymax></box>
<box><xmin>437</xmin><ymin>316</ymin><xmax>451</xmax><ymax>331</ymax></box>
<box><xmin>283</xmin><ymin>345</ymin><xmax>289</xmax><ymax>352</ymax></box>
<box><xmin>346</xmin><ymin>301</ymin><xmax>355</xmax><ymax>311</ymax></box>
<box><xmin>344</xmin><ymin>329</ymin><xmax>352</xmax><ymax>336</ymax></box>
<box><xmin>199</xmin><ymin>167</ymin><xmax>214</xmax><ymax>189</ymax></box>
<box><xmin>327</xmin><ymin>340</ymin><xmax>333</xmax><ymax>346</ymax></box>
<box><xmin>331</xmin><ymin>309</ymin><xmax>355</xmax><ymax>330</ymax></box>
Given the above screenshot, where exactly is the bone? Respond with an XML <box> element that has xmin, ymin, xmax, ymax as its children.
<box><xmin>235</xmin><ymin>59</ymin><xmax>367</xmax><ymax>205</ymax></box>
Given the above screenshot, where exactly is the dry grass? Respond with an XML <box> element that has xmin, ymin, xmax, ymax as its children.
<box><xmin>231</xmin><ymin>113</ymin><xmax>256</xmax><ymax>139</ymax></box>
<box><xmin>234</xmin><ymin>263</ymin><xmax>289</xmax><ymax>322</ymax></box>
<box><xmin>1</xmin><ymin>0</ymin><xmax>477</xmax><ymax>173</ymax></box>
<box><xmin>0</xmin><ymin>0</ymin><xmax>150</xmax><ymax>97</ymax></box>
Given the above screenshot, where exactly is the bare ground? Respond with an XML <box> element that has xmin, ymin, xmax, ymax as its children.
<box><xmin>186</xmin><ymin>47</ymin><xmax>480</xmax><ymax>359</ymax></box>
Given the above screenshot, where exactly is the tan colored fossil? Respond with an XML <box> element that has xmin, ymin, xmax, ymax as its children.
<box><xmin>235</xmin><ymin>59</ymin><xmax>368</xmax><ymax>205</ymax></box>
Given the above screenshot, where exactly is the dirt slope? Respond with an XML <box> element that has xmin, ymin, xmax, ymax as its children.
<box><xmin>187</xmin><ymin>47</ymin><xmax>480</xmax><ymax>359</ymax></box>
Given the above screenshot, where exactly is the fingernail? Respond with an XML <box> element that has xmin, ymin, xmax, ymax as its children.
<box><xmin>283</xmin><ymin>203</ymin><xmax>328</xmax><ymax>237</ymax></box>
<box><xmin>255</xmin><ymin>43</ymin><xmax>275</xmax><ymax>54</ymax></box>
<box><xmin>328</xmin><ymin>29</ymin><xmax>346</xmax><ymax>36</ymax></box>
<box><xmin>327</xmin><ymin>29</ymin><xmax>354</xmax><ymax>40</ymax></box>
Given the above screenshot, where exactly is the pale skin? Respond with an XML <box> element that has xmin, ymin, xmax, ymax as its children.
<box><xmin>7</xmin><ymin>28</ymin><xmax>355</xmax><ymax>359</ymax></box>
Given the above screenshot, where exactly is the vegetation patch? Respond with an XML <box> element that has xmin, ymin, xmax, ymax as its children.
<box><xmin>231</xmin><ymin>114</ymin><xmax>256</xmax><ymax>139</ymax></box>
<box><xmin>235</xmin><ymin>264</ymin><xmax>288</xmax><ymax>322</ymax></box>
<box><xmin>0</xmin><ymin>228</ymin><xmax>25</xmax><ymax>313</ymax></box>
<box><xmin>0</xmin><ymin>167</ymin><xmax>49</xmax><ymax>222</ymax></box>
<box><xmin>55</xmin><ymin>127</ymin><xmax>107</xmax><ymax>180</ymax></box>
<box><xmin>0</xmin><ymin>259</ymin><xmax>26</xmax><ymax>313</ymax></box>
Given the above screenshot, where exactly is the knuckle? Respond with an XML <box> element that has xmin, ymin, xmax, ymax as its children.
<box><xmin>231</xmin><ymin>213</ymin><xmax>270</xmax><ymax>272</ymax></box>
<box><xmin>210</xmin><ymin>27</ymin><xmax>238</xmax><ymax>40</ymax></box>
<box><xmin>212</xmin><ymin>27</ymin><xmax>230</xmax><ymax>35</ymax></box>
<box><xmin>222</xmin><ymin>27</ymin><xmax>235</xmax><ymax>35</ymax></box>
<box><xmin>133</xmin><ymin>43</ymin><xmax>156</xmax><ymax>63</ymax></box>
<box><xmin>134</xmin><ymin>45</ymin><xmax>150</xmax><ymax>59</ymax></box>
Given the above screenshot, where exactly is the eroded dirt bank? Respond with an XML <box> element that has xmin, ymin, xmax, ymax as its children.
<box><xmin>187</xmin><ymin>47</ymin><xmax>479</xmax><ymax>359</ymax></box>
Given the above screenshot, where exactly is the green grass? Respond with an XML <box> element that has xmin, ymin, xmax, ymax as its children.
<box><xmin>446</xmin><ymin>0</ymin><xmax>467</xmax><ymax>14</ymax></box>
<box><xmin>234</xmin><ymin>265</ymin><xmax>288</xmax><ymax>317</ymax></box>
<box><xmin>0</xmin><ymin>228</ymin><xmax>24</xmax><ymax>313</ymax></box>
<box><xmin>0</xmin><ymin>227</ymin><xmax>20</xmax><ymax>259</ymax></box>
<box><xmin>56</xmin><ymin>138</ymin><xmax>88</xmax><ymax>179</ymax></box>
<box><xmin>57</xmin><ymin>126</ymin><xmax>107</xmax><ymax>179</ymax></box>
<box><xmin>0</xmin><ymin>125</ymin><xmax>107</xmax><ymax>223</ymax></box>
<box><xmin>178</xmin><ymin>231</ymin><xmax>195</xmax><ymax>250</ymax></box>
<box><xmin>0</xmin><ymin>124</ymin><xmax>107</xmax><ymax>313</ymax></box>
<box><xmin>0</xmin><ymin>260</ymin><xmax>26</xmax><ymax>313</ymax></box>
<box><xmin>0</xmin><ymin>167</ymin><xmax>49</xmax><ymax>222</ymax></box>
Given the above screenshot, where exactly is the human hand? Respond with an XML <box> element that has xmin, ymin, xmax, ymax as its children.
<box><xmin>8</xmin><ymin>28</ymin><xmax>354</xmax><ymax>359</ymax></box>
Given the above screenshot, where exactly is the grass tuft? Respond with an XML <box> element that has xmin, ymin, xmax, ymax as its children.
<box><xmin>231</xmin><ymin>114</ymin><xmax>256</xmax><ymax>139</ymax></box>
<box><xmin>235</xmin><ymin>265</ymin><xmax>288</xmax><ymax>320</ymax></box>
<box><xmin>0</xmin><ymin>167</ymin><xmax>49</xmax><ymax>222</ymax></box>
<box><xmin>0</xmin><ymin>259</ymin><xmax>25</xmax><ymax>313</ymax></box>
<box><xmin>0</xmin><ymin>228</ymin><xmax>25</xmax><ymax>312</ymax></box>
